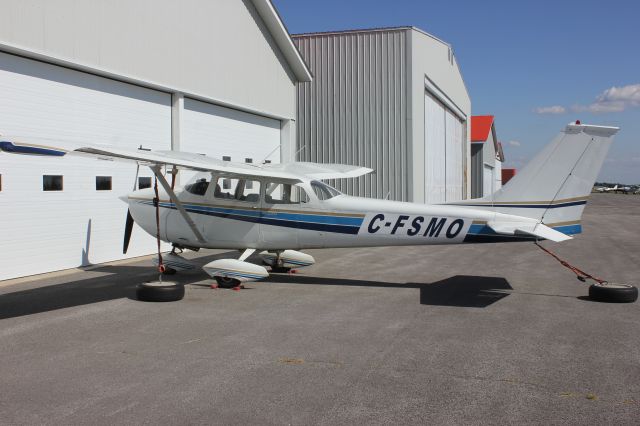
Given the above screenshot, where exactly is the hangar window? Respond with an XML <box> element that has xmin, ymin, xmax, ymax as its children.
<box><xmin>311</xmin><ymin>180</ymin><xmax>340</xmax><ymax>200</ymax></box>
<box><xmin>223</xmin><ymin>156</ymin><xmax>231</xmax><ymax>162</ymax></box>
<box><xmin>96</xmin><ymin>176</ymin><xmax>112</xmax><ymax>191</ymax></box>
<box><xmin>43</xmin><ymin>175</ymin><xmax>63</xmax><ymax>191</ymax></box>
<box><xmin>138</xmin><ymin>177</ymin><xmax>152</xmax><ymax>189</ymax></box>
<box><xmin>244</xmin><ymin>159</ymin><xmax>254</xmax><ymax>189</ymax></box>
<box><xmin>265</xmin><ymin>182</ymin><xmax>309</xmax><ymax>204</ymax></box>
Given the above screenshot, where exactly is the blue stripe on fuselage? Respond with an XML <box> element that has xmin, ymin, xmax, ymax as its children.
<box><xmin>464</xmin><ymin>223</ymin><xmax>582</xmax><ymax>243</ymax></box>
<box><xmin>453</xmin><ymin>200</ymin><xmax>586</xmax><ymax>209</ymax></box>
<box><xmin>141</xmin><ymin>201</ymin><xmax>363</xmax><ymax>235</ymax></box>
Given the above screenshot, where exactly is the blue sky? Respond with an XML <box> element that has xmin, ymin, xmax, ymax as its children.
<box><xmin>274</xmin><ymin>0</ymin><xmax>640</xmax><ymax>184</ymax></box>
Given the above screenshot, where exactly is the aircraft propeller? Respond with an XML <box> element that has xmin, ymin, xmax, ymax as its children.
<box><xmin>123</xmin><ymin>209</ymin><xmax>134</xmax><ymax>254</ymax></box>
<box><xmin>123</xmin><ymin>163</ymin><xmax>141</xmax><ymax>255</ymax></box>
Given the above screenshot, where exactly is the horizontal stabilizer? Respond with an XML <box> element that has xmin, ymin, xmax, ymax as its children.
<box><xmin>487</xmin><ymin>221</ymin><xmax>573</xmax><ymax>242</ymax></box>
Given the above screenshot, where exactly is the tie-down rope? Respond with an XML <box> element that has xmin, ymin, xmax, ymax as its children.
<box><xmin>534</xmin><ymin>241</ymin><xmax>606</xmax><ymax>285</ymax></box>
<box><xmin>153</xmin><ymin>176</ymin><xmax>165</xmax><ymax>275</ymax></box>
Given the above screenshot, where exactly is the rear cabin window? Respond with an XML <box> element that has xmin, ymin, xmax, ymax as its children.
<box><xmin>265</xmin><ymin>182</ymin><xmax>309</xmax><ymax>204</ymax></box>
<box><xmin>311</xmin><ymin>180</ymin><xmax>340</xmax><ymax>200</ymax></box>
<box><xmin>43</xmin><ymin>175</ymin><xmax>63</xmax><ymax>191</ymax></box>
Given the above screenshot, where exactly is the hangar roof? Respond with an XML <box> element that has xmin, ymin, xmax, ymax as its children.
<box><xmin>253</xmin><ymin>0</ymin><xmax>312</xmax><ymax>82</ymax></box>
<box><xmin>471</xmin><ymin>115</ymin><xmax>504</xmax><ymax>161</ymax></box>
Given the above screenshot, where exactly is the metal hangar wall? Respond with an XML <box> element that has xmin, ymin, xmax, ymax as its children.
<box><xmin>293</xmin><ymin>27</ymin><xmax>471</xmax><ymax>203</ymax></box>
<box><xmin>0</xmin><ymin>0</ymin><xmax>311</xmax><ymax>281</ymax></box>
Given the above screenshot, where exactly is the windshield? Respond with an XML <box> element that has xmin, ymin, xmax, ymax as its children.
<box><xmin>311</xmin><ymin>180</ymin><xmax>341</xmax><ymax>200</ymax></box>
<box><xmin>184</xmin><ymin>172</ymin><xmax>211</xmax><ymax>196</ymax></box>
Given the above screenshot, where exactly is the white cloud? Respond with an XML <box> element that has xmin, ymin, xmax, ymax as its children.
<box><xmin>573</xmin><ymin>83</ymin><xmax>640</xmax><ymax>113</ymax></box>
<box><xmin>534</xmin><ymin>105</ymin><xmax>566</xmax><ymax>114</ymax></box>
<box><xmin>507</xmin><ymin>140</ymin><xmax>521</xmax><ymax>147</ymax></box>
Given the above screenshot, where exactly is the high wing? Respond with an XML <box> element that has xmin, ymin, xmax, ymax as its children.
<box><xmin>0</xmin><ymin>140</ymin><xmax>373</xmax><ymax>181</ymax></box>
<box><xmin>264</xmin><ymin>161</ymin><xmax>374</xmax><ymax>180</ymax></box>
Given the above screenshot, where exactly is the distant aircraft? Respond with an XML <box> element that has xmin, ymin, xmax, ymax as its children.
<box><xmin>2</xmin><ymin>121</ymin><xmax>635</xmax><ymax>303</ymax></box>
<box><xmin>597</xmin><ymin>185</ymin><xmax>618</xmax><ymax>193</ymax></box>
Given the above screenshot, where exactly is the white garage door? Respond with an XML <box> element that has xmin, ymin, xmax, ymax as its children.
<box><xmin>0</xmin><ymin>52</ymin><xmax>171</xmax><ymax>281</ymax></box>
<box><xmin>494</xmin><ymin>159</ymin><xmax>502</xmax><ymax>193</ymax></box>
<box><xmin>424</xmin><ymin>91</ymin><xmax>465</xmax><ymax>204</ymax></box>
<box><xmin>182</xmin><ymin>98</ymin><xmax>281</xmax><ymax>182</ymax></box>
<box><xmin>483</xmin><ymin>164</ymin><xmax>495</xmax><ymax>197</ymax></box>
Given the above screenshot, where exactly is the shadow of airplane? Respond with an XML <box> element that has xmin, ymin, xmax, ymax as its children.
<box><xmin>0</xmin><ymin>250</ymin><xmax>513</xmax><ymax>320</ymax></box>
<box><xmin>0</xmin><ymin>251</ymin><xmax>237</xmax><ymax>320</ymax></box>
<box><xmin>266</xmin><ymin>274</ymin><xmax>513</xmax><ymax>308</ymax></box>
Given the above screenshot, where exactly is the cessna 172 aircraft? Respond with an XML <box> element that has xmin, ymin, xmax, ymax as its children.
<box><xmin>0</xmin><ymin>122</ymin><xmax>626</xmax><ymax>301</ymax></box>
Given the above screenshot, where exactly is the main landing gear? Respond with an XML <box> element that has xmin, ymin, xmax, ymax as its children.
<box><xmin>214</xmin><ymin>276</ymin><xmax>242</xmax><ymax>289</ymax></box>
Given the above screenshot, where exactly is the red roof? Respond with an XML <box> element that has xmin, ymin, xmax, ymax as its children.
<box><xmin>502</xmin><ymin>168</ymin><xmax>517</xmax><ymax>185</ymax></box>
<box><xmin>471</xmin><ymin>115</ymin><xmax>494</xmax><ymax>142</ymax></box>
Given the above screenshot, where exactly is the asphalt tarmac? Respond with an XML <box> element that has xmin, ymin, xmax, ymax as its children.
<box><xmin>1</xmin><ymin>193</ymin><xmax>639</xmax><ymax>425</ymax></box>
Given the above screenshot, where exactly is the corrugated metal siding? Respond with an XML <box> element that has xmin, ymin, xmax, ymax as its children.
<box><xmin>294</xmin><ymin>30</ymin><xmax>408</xmax><ymax>201</ymax></box>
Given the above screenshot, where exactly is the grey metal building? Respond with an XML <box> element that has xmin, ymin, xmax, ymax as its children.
<box><xmin>293</xmin><ymin>27</ymin><xmax>471</xmax><ymax>203</ymax></box>
<box><xmin>0</xmin><ymin>0</ymin><xmax>310</xmax><ymax>281</ymax></box>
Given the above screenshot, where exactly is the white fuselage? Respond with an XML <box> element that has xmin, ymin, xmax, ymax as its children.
<box><xmin>128</xmin><ymin>179</ymin><xmax>540</xmax><ymax>250</ymax></box>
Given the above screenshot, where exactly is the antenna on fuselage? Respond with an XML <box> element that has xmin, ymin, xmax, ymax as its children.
<box><xmin>294</xmin><ymin>145</ymin><xmax>306</xmax><ymax>161</ymax></box>
<box><xmin>261</xmin><ymin>145</ymin><xmax>281</xmax><ymax>164</ymax></box>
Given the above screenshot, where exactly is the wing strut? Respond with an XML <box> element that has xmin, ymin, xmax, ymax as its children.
<box><xmin>150</xmin><ymin>165</ymin><xmax>206</xmax><ymax>244</ymax></box>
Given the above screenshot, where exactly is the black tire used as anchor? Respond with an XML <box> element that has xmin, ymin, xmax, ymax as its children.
<box><xmin>136</xmin><ymin>281</ymin><xmax>185</xmax><ymax>302</ymax></box>
<box><xmin>588</xmin><ymin>283</ymin><xmax>638</xmax><ymax>303</ymax></box>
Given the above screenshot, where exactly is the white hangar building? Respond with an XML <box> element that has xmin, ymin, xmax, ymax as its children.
<box><xmin>0</xmin><ymin>0</ymin><xmax>311</xmax><ymax>281</ymax></box>
<box><xmin>470</xmin><ymin>115</ymin><xmax>504</xmax><ymax>198</ymax></box>
<box><xmin>293</xmin><ymin>27</ymin><xmax>471</xmax><ymax>203</ymax></box>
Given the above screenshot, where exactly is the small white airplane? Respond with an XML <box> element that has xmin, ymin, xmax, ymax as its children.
<box><xmin>597</xmin><ymin>185</ymin><xmax>619</xmax><ymax>193</ymax></box>
<box><xmin>0</xmin><ymin>122</ymin><xmax>619</xmax><ymax>300</ymax></box>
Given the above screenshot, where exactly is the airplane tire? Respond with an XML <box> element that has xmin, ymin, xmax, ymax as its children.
<box><xmin>215</xmin><ymin>276</ymin><xmax>242</xmax><ymax>289</ymax></box>
<box><xmin>270</xmin><ymin>266</ymin><xmax>291</xmax><ymax>273</ymax></box>
<box><xmin>136</xmin><ymin>281</ymin><xmax>185</xmax><ymax>302</ymax></box>
<box><xmin>588</xmin><ymin>283</ymin><xmax>638</xmax><ymax>303</ymax></box>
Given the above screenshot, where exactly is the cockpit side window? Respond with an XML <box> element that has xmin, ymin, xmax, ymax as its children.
<box><xmin>265</xmin><ymin>182</ymin><xmax>310</xmax><ymax>204</ymax></box>
<box><xmin>311</xmin><ymin>180</ymin><xmax>341</xmax><ymax>200</ymax></box>
<box><xmin>234</xmin><ymin>179</ymin><xmax>261</xmax><ymax>203</ymax></box>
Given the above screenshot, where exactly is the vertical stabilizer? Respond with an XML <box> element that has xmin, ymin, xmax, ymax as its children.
<box><xmin>452</xmin><ymin>122</ymin><xmax>618</xmax><ymax>234</ymax></box>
